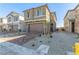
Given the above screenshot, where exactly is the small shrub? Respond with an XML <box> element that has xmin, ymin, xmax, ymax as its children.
<box><xmin>50</xmin><ymin>35</ymin><xmax>53</xmax><ymax>38</ymax></box>
<box><xmin>40</xmin><ymin>41</ymin><xmax>42</xmax><ymax>43</ymax></box>
<box><xmin>42</xmin><ymin>33</ymin><xmax>44</xmax><ymax>35</ymax></box>
<box><xmin>19</xmin><ymin>29</ymin><xmax>21</xmax><ymax>32</ymax></box>
<box><xmin>76</xmin><ymin>34</ymin><xmax>79</xmax><ymax>39</ymax></box>
<box><xmin>39</xmin><ymin>34</ymin><xmax>41</xmax><ymax>37</ymax></box>
<box><xmin>32</xmin><ymin>44</ymin><xmax>35</xmax><ymax>47</ymax></box>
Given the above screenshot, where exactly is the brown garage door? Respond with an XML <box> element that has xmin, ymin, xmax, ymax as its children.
<box><xmin>29</xmin><ymin>23</ymin><xmax>44</xmax><ymax>33</ymax></box>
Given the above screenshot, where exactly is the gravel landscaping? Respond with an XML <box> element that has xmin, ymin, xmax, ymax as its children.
<box><xmin>22</xmin><ymin>32</ymin><xmax>78</xmax><ymax>55</ymax></box>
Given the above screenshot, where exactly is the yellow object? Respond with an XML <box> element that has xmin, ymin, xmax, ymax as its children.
<box><xmin>74</xmin><ymin>43</ymin><xmax>79</xmax><ymax>55</ymax></box>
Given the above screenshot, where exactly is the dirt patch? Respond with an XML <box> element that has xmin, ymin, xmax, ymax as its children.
<box><xmin>7</xmin><ymin>32</ymin><xmax>40</xmax><ymax>45</ymax></box>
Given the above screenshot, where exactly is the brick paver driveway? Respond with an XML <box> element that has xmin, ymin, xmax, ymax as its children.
<box><xmin>23</xmin><ymin>32</ymin><xmax>78</xmax><ymax>55</ymax></box>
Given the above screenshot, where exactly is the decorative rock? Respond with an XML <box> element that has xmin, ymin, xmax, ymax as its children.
<box><xmin>32</xmin><ymin>44</ymin><xmax>35</xmax><ymax>47</ymax></box>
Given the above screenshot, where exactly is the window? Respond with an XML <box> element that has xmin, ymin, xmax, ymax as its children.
<box><xmin>42</xmin><ymin>9</ymin><xmax>46</xmax><ymax>15</ymax></box>
<box><xmin>14</xmin><ymin>16</ymin><xmax>18</xmax><ymax>21</ymax></box>
<box><xmin>42</xmin><ymin>7</ymin><xmax>46</xmax><ymax>15</ymax></box>
<box><xmin>36</xmin><ymin>8</ymin><xmax>45</xmax><ymax>16</ymax></box>
<box><xmin>8</xmin><ymin>17</ymin><xmax>11</xmax><ymax>22</ymax></box>
<box><xmin>37</xmin><ymin>9</ymin><xmax>40</xmax><ymax>16</ymax></box>
<box><xmin>27</xmin><ymin>11</ymin><xmax>29</xmax><ymax>18</ymax></box>
<box><xmin>36</xmin><ymin>8</ymin><xmax>41</xmax><ymax>16</ymax></box>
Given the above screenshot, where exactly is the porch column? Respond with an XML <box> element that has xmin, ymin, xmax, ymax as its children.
<box><xmin>69</xmin><ymin>21</ymin><xmax>71</xmax><ymax>32</ymax></box>
<box><xmin>43</xmin><ymin>22</ymin><xmax>46</xmax><ymax>35</ymax></box>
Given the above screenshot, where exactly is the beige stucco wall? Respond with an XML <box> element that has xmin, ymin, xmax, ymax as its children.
<box><xmin>46</xmin><ymin>7</ymin><xmax>51</xmax><ymax>34</ymax></box>
<box><xmin>64</xmin><ymin>18</ymin><xmax>69</xmax><ymax>32</ymax></box>
<box><xmin>74</xmin><ymin>9</ymin><xmax>79</xmax><ymax>33</ymax></box>
<box><xmin>24</xmin><ymin>8</ymin><xmax>34</xmax><ymax>20</ymax></box>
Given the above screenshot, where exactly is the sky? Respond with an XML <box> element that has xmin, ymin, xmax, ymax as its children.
<box><xmin>0</xmin><ymin>3</ymin><xmax>78</xmax><ymax>27</ymax></box>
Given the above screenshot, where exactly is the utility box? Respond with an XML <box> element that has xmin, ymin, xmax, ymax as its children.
<box><xmin>74</xmin><ymin>43</ymin><xmax>79</xmax><ymax>55</ymax></box>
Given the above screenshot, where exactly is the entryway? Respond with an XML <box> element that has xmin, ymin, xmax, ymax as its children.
<box><xmin>50</xmin><ymin>23</ymin><xmax>53</xmax><ymax>32</ymax></box>
<box><xmin>71</xmin><ymin>22</ymin><xmax>75</xmax><ymax>32</ymax></box>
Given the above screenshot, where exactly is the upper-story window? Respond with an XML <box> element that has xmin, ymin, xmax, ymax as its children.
<box><xmin>27</xmin><ymin>11</ymin><xmax>29</xmax><ymax>18</ymax></box>
<box><xmin>37</xmin><ymin>10</ymin><xmax>39</xmax><ymax>16</ymax></box>
<box><xmin>8</xmin><ymin>17</ymin><xmax>11</xmax><ymax>22</ymax></box>
<box><xmin>36</xmin><ymin>8</ymin><xmax>41</xmax><ymax>16</ymax></box>
<box><xmin>35</xmin><ymin>7</ymin><xmax>45</xmax><ymax>17</ymax></box>
<box><xmin>14</xmin><ymin>16</ymin><xmax>18</xmax><ymax>21</ymax></box>
<box><xmin>42</xmin><ymin>8</ymin><xmax>46</xmax><ymax>15</ymax></box>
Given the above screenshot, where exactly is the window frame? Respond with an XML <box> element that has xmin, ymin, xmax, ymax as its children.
<box><xmin>8</xmin><ymin>17</ymin><xmax>11</xmax><ymax>22</ymax></box>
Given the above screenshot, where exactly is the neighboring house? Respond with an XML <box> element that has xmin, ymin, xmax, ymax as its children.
<box><xmin>6</xmin><ymin>11</ymin><xmax>26</xmax><ymax>32</ymax></box>
<box><xmin>64</xmin><ymin>10</ymin><xmax>75</xmax><ymax>32</ymax></box>
<box><xmin>64</xmin><ymin>4</ymin><xmax>79</xmax><ymax>33</ymax></box>
<box><xmin>23</xmin><ymin>4</ymin><xmax>56</xmax><ymax>34</ymax></box>
<box><xmin>0</xmin><ymin>17</ymin><xmax>7</xmax><ymax>32</ymax></box>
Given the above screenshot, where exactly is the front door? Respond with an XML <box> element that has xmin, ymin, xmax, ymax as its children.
<box><xmin>71</xmin><ymin>22</ymin><xmax>75</xmax><ymax>32</ymax></box>
<box><xmin>50</xmin><ymin>23</ymin><xmax>53</xmax><ymax>32</ymax></box>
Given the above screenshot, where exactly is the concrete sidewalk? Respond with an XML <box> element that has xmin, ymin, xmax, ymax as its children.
<box><xmin>0</xmin><ymin>42</ymin><xmax>37</xmax><ymax>55</ymax></box>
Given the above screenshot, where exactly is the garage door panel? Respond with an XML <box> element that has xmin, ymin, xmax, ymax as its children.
<box><xmin>30</xmin><ymin>23</ymin><xmax>43</xmax><ymax>33</ymax></box>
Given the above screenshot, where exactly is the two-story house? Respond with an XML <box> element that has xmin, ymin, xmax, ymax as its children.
<box><xmin>6</xmin><ymin>11</ymin><xmax>26</xmax><ymax>32</ymax></box>
<box><xmin>23</xmin><ymin>4</ymin><xmax>56</xmax><ymax>34</ymax></box>
<box><xmin>64</xmin><ymin>10</ymin><xmax>75</xmax><ymax>32</ymax></box>
<box><xmin>64</xmin><ymin>4</ymin><xmax>79</xmax><ymax>33</ymax></box>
